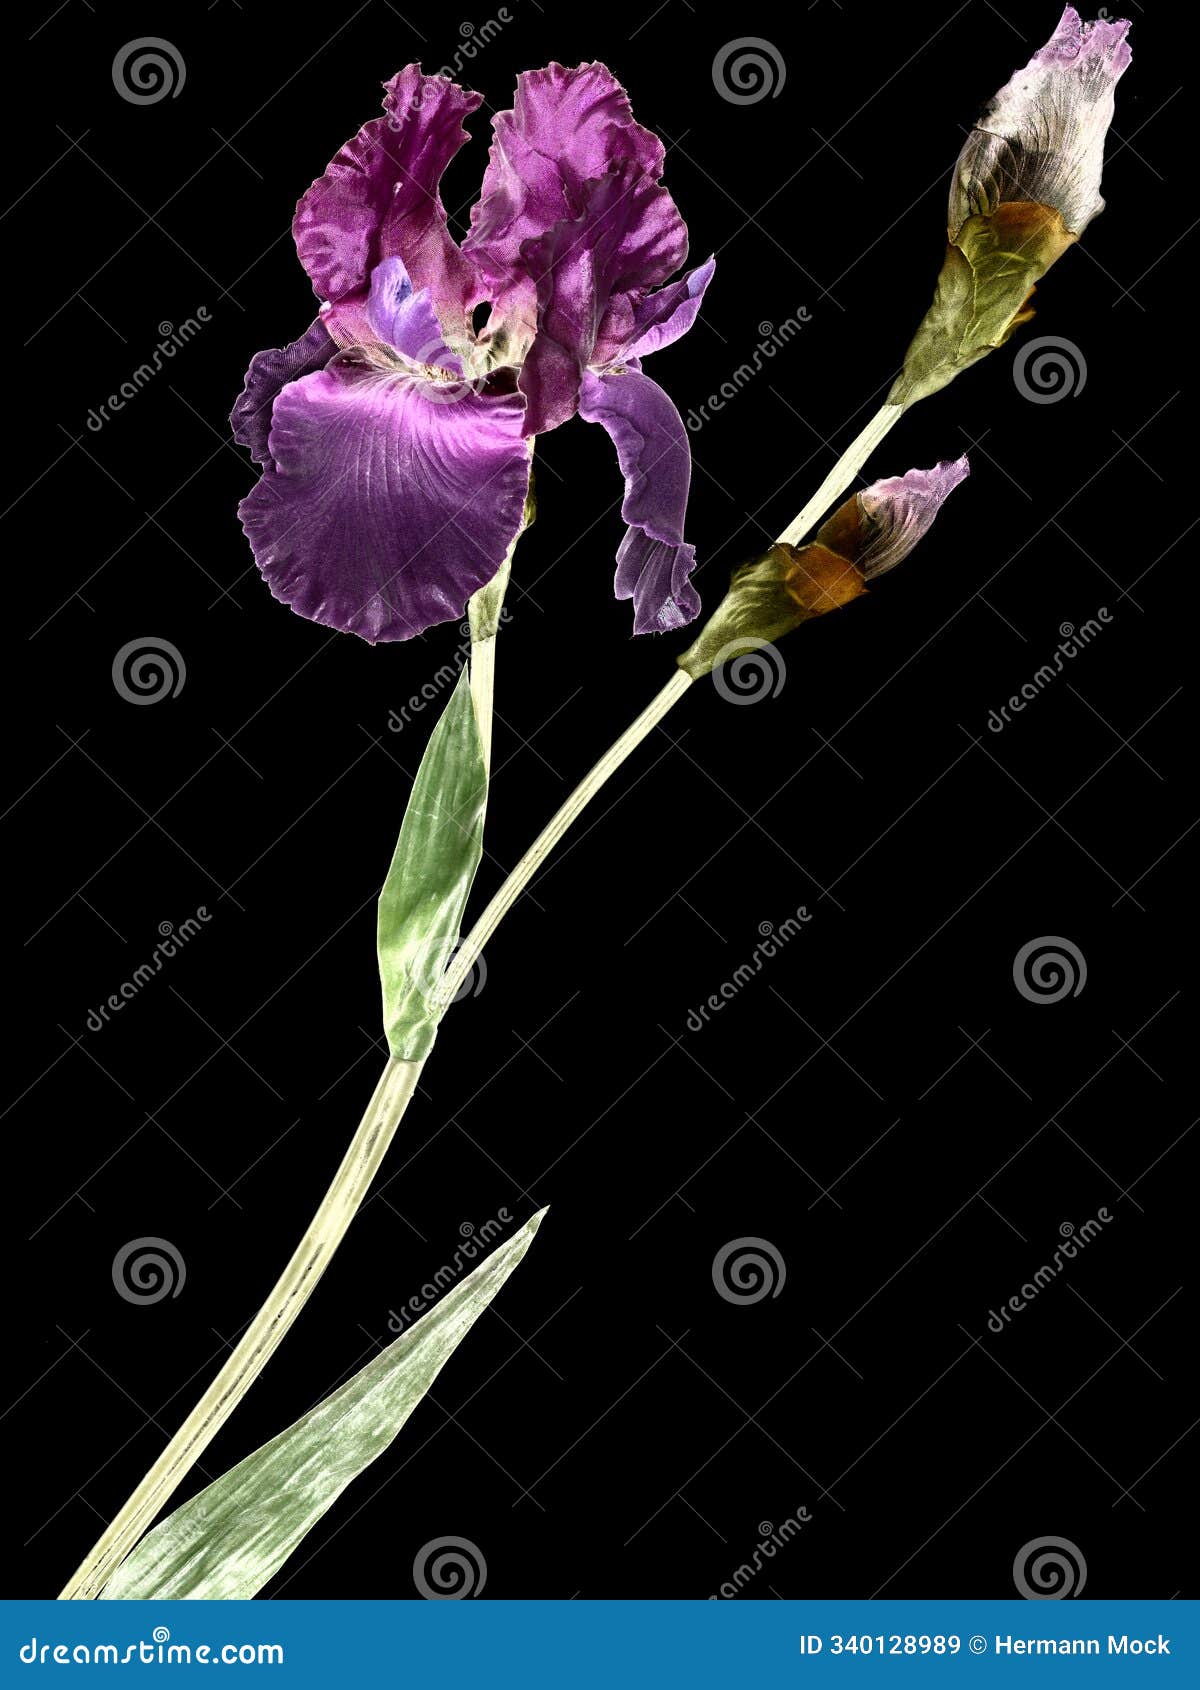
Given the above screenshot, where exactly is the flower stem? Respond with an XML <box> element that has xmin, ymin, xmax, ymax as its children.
<box><xmin>439</xmin><ymin>667</ymin><xmax>694</xmax><ymax>1007</ymax></box>
<box><xmin>775</xmin><ymin>402</ymin><xmax>903</xmax><ymax>547</ymax></box>
<box><xmin>57</xmin><ymin>1055</ymin><xmax>425</xmax><ymax>1600</ymax></box>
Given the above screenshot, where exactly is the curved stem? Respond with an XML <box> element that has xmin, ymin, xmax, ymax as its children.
<box><xmin>439</xmin><ymin>668</ymin><xmax>693</xmax><ymax>1007</ymax></box>
<box><xmin>775</xmin><ymin>403</ymin><xmax>904</xmax><ymax>547</ymax></box>
<box><xmin>58</xmin><ymin>1056</ymin><xmax>425</xmax><ymax>1600</ymax></box>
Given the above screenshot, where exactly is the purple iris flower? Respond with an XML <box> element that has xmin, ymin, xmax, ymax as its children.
<box><xmin>231</xmin><ymin>62</ymin><xmax>715</xmax><ymax>643</ymax></box>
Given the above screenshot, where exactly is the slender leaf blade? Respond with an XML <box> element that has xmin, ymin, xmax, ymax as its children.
<box><xmin>103</xmin><ymin>1209</ymin><xmax>546</xmax><ymax>1600</ymax></box>
<box><xmin>377</xmin><ymin>666</ymin><xmax>487</xmax><ymax>1059</ymax></box>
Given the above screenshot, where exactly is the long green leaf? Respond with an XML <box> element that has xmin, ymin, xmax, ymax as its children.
<box><xmin>103</xmin><ymin>1209</ymin><xmax>547</xmax><ymax>1600</ymax></box>
<box><xmin>377</xmin><ymin>666</ymin><xmax>487</xmax><ymax>1059</ymax></box>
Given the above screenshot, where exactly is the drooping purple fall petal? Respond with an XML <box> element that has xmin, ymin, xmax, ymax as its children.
<box><xmin>230</xmin><ymin>319</ymin><xmax>336</xmax><ymax>469</ymax></box>
<box><xmin>952</xmin><ymin>7</ymin><xmax>1132</xmax><ymax>239</ymax></box>
<box><xmin>293</xmin><ymin>66</ymin><xmax>483</xmax><ymax>346</ymax></box>
<box><xmin>578</xmin><ymin>367</ymin><xmax>700</xmax><ymax>633</ymax></box>
<box><xmin>239</xmin><ymin>360</ymin><xmax>531</xmax><ymax>643</ymax></box>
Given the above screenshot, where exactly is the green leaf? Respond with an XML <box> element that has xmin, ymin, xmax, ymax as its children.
<box><xmin>377</xmin><ymin>666</ymin><xmax>487</xmax><ymax>1059</ymax></box>
<box><xmin>102</xmin><ymin>1209</ymin><xmax>547</xmax><ymax>1600</ymax></box>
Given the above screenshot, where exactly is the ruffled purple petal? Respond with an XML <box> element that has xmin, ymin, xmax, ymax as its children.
<box><xmin>616</xmin><ymin>256</ymin><xmax>716</xmax><ymax>362</ymax></box>
<box><xmin>854</xmin><ymin>456</ymin><xmax>970</xmax><ymax>580</ymax></box>
<box><xmin>578</xmin><ymin>367</ymin><xmax>700</xmax><ymax>633</ymax></box>
<box><xmin>238</xmin><ymin>358</ymin><xmax>531</xmax><ymax>643</ymax></box>
<box><xmin>230</xmin><ymin>319</ymin><xmax>336</xmax><ymax>469</ymax></box>
<box><xmin>952</xmin><ymin>7</ymin><xmax>1132</xmax><ymax>238</ymax></box>
<box><xmin>293</xmin><ymin>66</ymin><xmax>483</xmax><ymax>345</ymax></box>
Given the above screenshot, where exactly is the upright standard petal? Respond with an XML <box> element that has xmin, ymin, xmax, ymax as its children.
<box><xmin>578</xmin><ymin>367</ymin><xmax>700</xmax><ymax>634</ymax></box>
<box><xmin>292</xmin><ymin>66</ymin><xmax>483</xmax><ymax>346</ymax></box>
<box><xmin>465</xmin><ymin>61</ymin><xmax>690</xmax><ymax>396</ymax></box>
<box><xmin>230</xmin><ymin>319</ymin><xmax>335</xmax><ymax>469</ymax></box>
<box><xmin>618</xmin><ymin>256</ymin><xmax>716</xmax><ymax>361</ymax></box>
<box><xmin>953</xmin><ymin>7</ymin><xmax>1133</xmax><ymax>239</ymax></box>
<box><xmin>239</xmin><ymin>359</ymin><xmax>531</xmax><ymax>643</ymax></box>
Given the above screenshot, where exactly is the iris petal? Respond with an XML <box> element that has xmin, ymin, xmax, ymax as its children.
<box><xmin>578</xmin><ymin>367</ymin><xmax>700</xmax><ymax>633</ymax></box>
<box><xmin>229</xmin><ymin>319</ymin><xmax>335</xmax><ymax>470</ymax></box>
<box><xmin>239</xmin><ymin>359</ymin><xmax>531</xmax><ymax>643</ymax></box>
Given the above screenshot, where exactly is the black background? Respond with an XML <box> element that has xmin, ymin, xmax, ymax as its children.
<box><xmin>6</xmin><ymin>0</ymin><xmax>1195</xmax><ymax>1601</ymax></box>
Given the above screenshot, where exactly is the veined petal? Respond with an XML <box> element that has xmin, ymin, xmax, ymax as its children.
<box><xmin>230</xmin><ymin>319</ymin><xmax>335</xmax><ymax>469</ymax></box>
<box><xmin>578</xmin><ymin>367</ymin><xmax>700</xmax><ymax>633</ymax></box>
<box><xmin>817</xmin><ymin>455</ymin><xmax>971</xmax><ymax>581</ymax></box>
<box><xmin>293</xmin><ymin>66</ymin><xmax>483</xmax><ymax>346</ymax></box>
<box><xmin>952</xmin><ymin>7</ymin><xmax>1132</xmax><ymax>239</ymax></box>
<box><xmin>238</xmin><ymin>359</ymin><xmax>531</xmax><ymax>643</ymax></box>
<box><xmin>617</xmin><ymin>256</ymin><xmax>716</xmax><ymax>362</ymax></box>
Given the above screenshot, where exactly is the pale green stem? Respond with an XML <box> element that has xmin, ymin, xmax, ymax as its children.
<box><xmin>774</xmin><ymin>403</ymin><xmax>904</xmax><ymax>547</ymax></box>
<box><xmin>58</xmin><ymin>1056</ymin><xmax>425</xmax><ymax>1600</ymax></box>
<box><xmin>439</xmin><ymin>668</ymin><xmax>694</xmax><ymax>1008</ymax></box>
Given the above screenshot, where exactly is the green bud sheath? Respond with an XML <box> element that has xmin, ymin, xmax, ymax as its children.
<box><xmin>889</xmin><ymin>201</ymin><xmax>1076</xmax><ymax>407</ymax></box>
<box><xmin>677</xmin><ymin>544</ymin><xmax>867</xmax><ymax>679</ymax></box>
